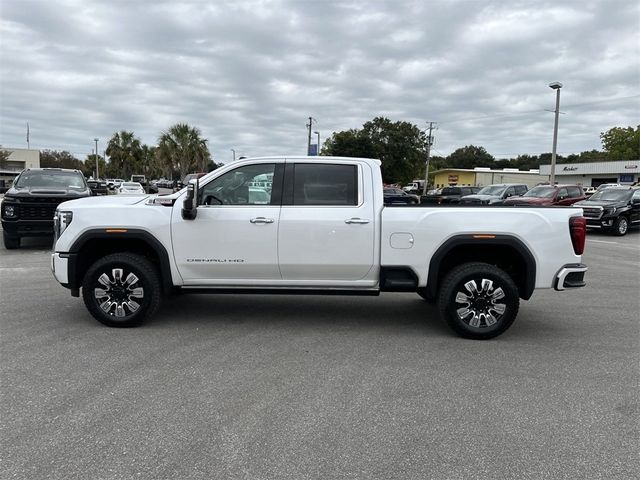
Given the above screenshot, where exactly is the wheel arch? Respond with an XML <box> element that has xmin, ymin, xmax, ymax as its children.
<box><xmin>426</xmin><ymin>235</ymin><xmax>536</xmax><ymax>300</ymax></box>
<box><xmin>67</xmin><ymin>229</ymin><xmax>173</xmax><ymax>293</ymax></box>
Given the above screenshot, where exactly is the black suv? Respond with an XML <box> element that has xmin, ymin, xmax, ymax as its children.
<box><xmin>1</xmin><ymin>168</ymin><xmax>91</xmax><ymax>249</ymax></box>
<box><xmin>575</xmin><ymin>187</ymin><xmax>640</xmax><ymax>236</ymax></box>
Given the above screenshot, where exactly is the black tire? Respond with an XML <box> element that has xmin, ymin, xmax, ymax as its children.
<box><xmin>437</xmin><ymin>262</ymin><xmax>520</xmax><ymax>340</ymax></box>
<box><xmin>612</xmin><ymin>216</ymin><xmax>629</xmax><ymax>236</ymax></box>
<box><xmin>82</xmin><ymin>253</ymin><xmax>161</xmax><ymax>327</ymax></box>
<box><xmin>3</xmin><ymin>231</ymin><xmax>20</xmax><ymax>249</ymax></box>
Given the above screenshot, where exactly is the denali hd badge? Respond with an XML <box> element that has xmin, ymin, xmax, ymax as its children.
<box><xmin>186</xmin><ymin>258</ymin><xmax>245</xmax><ymax>263</ymax></box>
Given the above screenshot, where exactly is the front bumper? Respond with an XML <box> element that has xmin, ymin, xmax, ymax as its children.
<box><xmin>51</xmin><ymin>253</ymin><xmax>69</xmax><ymax>284</ymax></box>
<box><xmin>554</xmin><ymin>263</ymin><xmax>588</xmax><ymax>291</ymax></box>
<box><xmin>585</xmin><ymin>216</ymin><xmax>615</xmax><ymax>229</ymax></box>
<box><xmin>2</xmin><ymin>219</ymin><xmax>54</xmax><ymax>237</ymax></box>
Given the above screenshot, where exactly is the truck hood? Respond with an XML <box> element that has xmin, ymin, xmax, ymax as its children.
<box><xmin>462</xmin><ymin>194</ymin><xmax>500</xmax><ymax>202</ymax></box>
<box><xmin>59</xmin><ymin>194</ymin><xmax>150</xmax><ymax>210</ymax></box>
<box><xmin>574</xmin><ymin>199</ymin><xmax>626</xmax><ymax>208</ymax></box>
<box><xmin>6</xmin><ymin>186</ymin><xmax>91</xmax><ymax>198</ymax></box>
<box><xmin>504</xmin><ymin>197</ymin><xmax>552</xmax><ymax>205</ymax></box>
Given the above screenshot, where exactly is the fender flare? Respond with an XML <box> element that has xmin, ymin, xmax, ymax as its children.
<box><xmin>426</xmin><ymin>234</ymin><xmax>537</xmax><ymax>300</ymax></box>
<box><xmin>67</xmin><ymin>228</ymin><xmax>173</xmax><ymax>293</ymax></box>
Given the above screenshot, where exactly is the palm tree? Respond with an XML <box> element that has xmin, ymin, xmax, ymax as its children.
<box><xmin>106</xmin><ymin>131</ymin><xmax>142</xmax><ymax>180</ymax></box>
<box><xmin>157</xmin><ymin>123</ymin><xmax>211</xmax><ymax>181</ymax></box>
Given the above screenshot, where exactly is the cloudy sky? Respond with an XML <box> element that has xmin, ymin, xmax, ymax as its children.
<box><xmin>1</xmin><ymin>0</ymin><xmax>638</xmax><ymax>163</ymax></box>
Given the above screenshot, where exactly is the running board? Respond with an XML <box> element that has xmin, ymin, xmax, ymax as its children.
<box><xmin>380</xmin><ymin>267</ymin><xmax>419</xmax><ymax>292</ymax></box>
<box><xmin>179</xmin><ymin>287</ymin><xmax>380</xmax><ymax>296</ymax></box>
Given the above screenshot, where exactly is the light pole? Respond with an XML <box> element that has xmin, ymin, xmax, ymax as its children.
<box><xmin>94</xmin><ymin>138</ymin><xmax>99</xmax><ymax>179</ymax></box>
<box><xmin>313</xmin><ymin>131</ymin><xmax>320</xmax><ymax>155</ymax></box>
<box><xmin>231</xmin><ymin>148</ymin><xmax>236</xmax><ymax>162</ymax></box>
<box><xmin>549</xmin><ymin>82</ymin><xmax>562</xmax><ymax>185</ymax></box>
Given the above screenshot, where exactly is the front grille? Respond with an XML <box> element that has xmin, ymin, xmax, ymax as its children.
<box><xmin>18</xmin><ymin>204</ymin><xmax>57</xmax><ymax>220</ymax></box>
<box><xmin>582</xmin><ymin>207</ymin><xmax>603</xmax><ymax>219</ymax></box>
<box><xmin>15</xmin><ymin>197</ymin><xmax>68</xmax><ymax>220</ymax></box>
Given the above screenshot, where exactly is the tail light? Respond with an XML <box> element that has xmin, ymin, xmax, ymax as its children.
<box><xmin>437</xmin><ymin>197</ymin><xmax>443</xmax><ymax>204</ymax></box>
<box><xmin>569</xmin><ymin>216</ymin><xmax>586</xmax><ymax>255</ymax></box>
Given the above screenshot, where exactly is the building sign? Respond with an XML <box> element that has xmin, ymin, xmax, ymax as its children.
<box><xmin>448</xmin><ymin>174</ymin><xmax>458</xmax><ymax>182</ymax></box>
<box><xmin>562</xmin><ymin>166</ymin><xmax>578</xmax><ymax>171</ymax></box>
<box><xmin>619</xmin><ymin>174</ymin><xmax>634</xmax><ymax>182</ymax></box>
<box><xmin>624</xmin><ymin>165</ymin><xmax>637</xmax><ymax>169</ymax></box>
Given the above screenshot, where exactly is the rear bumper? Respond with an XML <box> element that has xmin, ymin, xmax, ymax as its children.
<box><xmin>554</xmin><ymin>263</ymin><xmax>588</xmax><ymax>291</ymax></box>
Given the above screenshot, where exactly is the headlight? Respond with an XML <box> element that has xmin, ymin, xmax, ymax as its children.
<box><xmin>2</xmin><ymin>204</ymin><xmax>16</xmax><ymax>218</ymax></box>
<box><xmin>604</xmin><ymin>207</ymin><xmax>617</xmax><ymax>215</ymax></box>
<box><xmin>53</xmin><ymin>210</ymin><xmax>73</xmax><ymax>240</ymax></box>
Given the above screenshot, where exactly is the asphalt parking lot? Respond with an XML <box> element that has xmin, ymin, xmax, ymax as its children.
<box><xmin>1</xmin><ymin>228</ymin><xmax>638</xmax><ymax>479</ymax></box>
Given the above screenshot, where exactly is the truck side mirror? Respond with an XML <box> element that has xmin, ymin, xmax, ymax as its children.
<box><xmin>182</xmin><ymin>181</ymin><xmax>198</xmax><ymax>220</ymax></box>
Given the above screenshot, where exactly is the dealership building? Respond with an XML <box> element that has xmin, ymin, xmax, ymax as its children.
<box><xmin>0</xmin><ymin>147</ymin><xmax>40</xmax><ymax>185</ymax></box>
<box><xmin>539</xmin><ymin>160</ymin><xmax>639</xmax><ymax>187</ymax></box>
<box><xmin>432</xmin><ymin>167</ymin><xmax>546</xmax><ymax>188</ymax></box>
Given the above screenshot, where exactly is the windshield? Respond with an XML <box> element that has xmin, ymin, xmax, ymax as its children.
<box><xmin>15</xmin><ymin>170</ymin><xmax>86</xmax><ymax>189</ymax></box>
<box><xmin>441</xmin><ymin>187</ymin><xmax>460</xmax><ymax>195</ymax></box>
<box><xmin>588</xmin><ymin>189</ymin><xmax>632</xmax><ymax>202</ymax></box>
<box><xmin>477</xmin><ymin>185</ymin><xmax>506</xmax><ymax>196</ymax></box>
<box><xmin>523</xmin><ymin>186</ymin><xmax>555</xmax><ymax>198</ymax></box>
<box><xmin>384</xmin><ymin>188</ymin><xmax>404</xmax><ymax>195</ymax></box>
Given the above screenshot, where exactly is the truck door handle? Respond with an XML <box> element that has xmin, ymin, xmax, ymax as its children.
<box><xmin>345</xmin><ymin>218</ymin><xmax>370</xmax><ymax>224</ymax></box>
<box><xmin>250</xmin><ymin>217</ymin><xmax>274</xmax><ymax>224</ymax></box>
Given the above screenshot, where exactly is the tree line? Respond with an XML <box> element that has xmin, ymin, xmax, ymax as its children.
<box><xmin>40</xmin><ymin>123</ymin><xmax>219</xmax><ymax>180</ymax></box>
<box><xmin>36</xmin><ymin>119</ymin><xmax>638</xmax><ymax>186</ymax></box>
<box><xmin>322</xmin><ymin>119</ymin><xmax>639</xmax><ymax>184</ymax></box>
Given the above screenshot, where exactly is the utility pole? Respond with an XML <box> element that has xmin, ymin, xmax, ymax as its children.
<box><xmin>549</xmin><ymin>82</ymin><xmax>563</xmax><ymax>185</ymax></box>
<box><xmin>423</xmin><ymin>122</ymin><xmax>435</xmax><ymax>196</ymax></box>
<box><xmin>94</xmin><ymin>138</ymin><xmax>99</xmax><ymax>179</ymax></box>
<box><xmin>306</xmin><ymin>116</ymin><xmax>315</xmax><ymax>156</ymax></box>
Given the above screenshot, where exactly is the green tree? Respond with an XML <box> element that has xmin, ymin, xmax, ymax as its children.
<box><xmin>446</xmin><ymin>145</ymin><xmax>495</xmax><ymax>169</ymax></box>
<box><xmin>600</xmin><ymin>125</ymin><xmax>640</xmax><ymax>160</ymax></box>
<box><xmin>106</xmin><ymin>131</ymin><xmax>143</xmax><ymax>180</ymax></box>
<box><xmin>323</xmin><ymin>117</ymin><xmax>427</xmax><ymax>184</ymax></box>
<box><xmin>157</xmin><ymin>123</ymin><xmax>212</xmax><ymax>180</ymax></box>
<box><xmin>0</xmin><ymin>149</ymin><xmax>11</xmax><ymax>169</ymax></box>
<box><xmin>40</xmin><ymin>150</ymin><xmax>84</xmax><ymax>170</ymax></box>
<box><xmin>84</xmin><ymin>154</ymin><xmax>107</xmax><ymax>178</ymax></box>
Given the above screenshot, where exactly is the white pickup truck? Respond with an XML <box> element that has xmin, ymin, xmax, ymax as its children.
<box><xmin>51</xmin><ymin>156</ymin><xmax>588</xmax><ymax>339</ymax></box>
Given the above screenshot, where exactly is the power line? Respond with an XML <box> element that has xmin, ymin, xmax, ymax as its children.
<box><xmin>439</xmin><ymin>94</ymin><xmax>640</xmax><ymax>125</ymax></box>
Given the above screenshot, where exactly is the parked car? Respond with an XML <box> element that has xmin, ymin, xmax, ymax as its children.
<box><xmin>1</xmin><ymin>168</ymin><xmax>91</xmax><ymax>249</ymax></box>
<box><xmin>503</xmin><ymin>185</ymin><xmax>585</xmax><ymax>206</ymax></box>
<box><xmin>421</xmin><ymin>186</ymin><xmax>481</xmax><ymax>204</ymax></box>
<box><xmin>583</xmin><ymin>186</ymin><xmax>597</xmax><ymax>197</ymax></box>
<box><xmin>51</xmin><ymin>155</ymin><xmax>587</xmax><ymax>340</ymax></box>
<box><xmin>460</xmin><ymin>184</ymin><xmax>528</xmax><ymax>205</ymax></box>
<box><xmin>86</xmin><ymin>178</ymin><xmax>109</xmax><ymax>196</ymax></box>
<box><xmin>575</xmin><ymin>187</ymin><xmax>640</xmax><ymax>236</ymax></box>
<box><xmin>383</xmin><ymin>187</ymin><xmax>420</xmax><ymax>205</ymax></box>
<box><xmin>595</xmin><ymin>183</ymin><xmax>621</xmax><ymax>191</ymax></box>
<box><xmin>117</xmin><ymin>182</ymin><xmax>145</xmax><ymax>194</ymax></box>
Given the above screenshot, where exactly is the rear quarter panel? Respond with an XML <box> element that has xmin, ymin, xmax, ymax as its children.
<box><xmin>381</xmin><ymin>206</ymin><xmax>583</xmax><ymax>290</ymax></box>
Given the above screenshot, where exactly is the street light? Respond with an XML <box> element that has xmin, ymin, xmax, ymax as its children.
<box><xmin>549</xmin><ymin>82</ymin><xmax>562</xmax><ymax>185</ymax></box>
<box><xmin>230</xmin><ymin>148</ymin><xmax>236</xmax><ymax>162</ymax></box>
<box><xmin>313</xmin><ymin>131</ymin><xmax>320</xmax><ymax>155</ymax></box>
<box><xmin>94</xmin><ymin>138</ymin><xmax>99</xmax><ymax>179</ymax></box>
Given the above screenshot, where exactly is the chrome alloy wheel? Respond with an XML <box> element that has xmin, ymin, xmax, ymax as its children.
<box><xmin>454</xmin><ymin>278</ymin><xmax>507</xmax><ymax>328</ymax></box>
<box><xmin>618</xmin><ymin>217</ymin><xmax>628</xmax><ymax>235</ymax></box>
<box><xmin>93</xmin><ymin>268</ymin><xmax>144</xmax><ymax>318</ymax></box>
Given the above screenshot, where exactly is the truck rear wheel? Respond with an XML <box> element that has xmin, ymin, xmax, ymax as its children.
<box><xmin>82</xmin><ymin>253</ymin><xmax>161</xmax><ymax>327</ymax></box>
<box><xmin>437</xmin><ymin>262</ymin><xmax>519</xmax><ymax>340</ymax></box>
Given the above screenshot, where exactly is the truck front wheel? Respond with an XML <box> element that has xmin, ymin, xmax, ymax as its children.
<box><xmin>437</xmin><ymin>262</ymin><xmax>520</xmax><ymax>340</ymax></box>
<box><xmin>82</xmin><ymin>253</ymin><xmax>161</xmax><ymax>327</ymax></box>
<box><xmin>612</xmin><ymin>216</ymin><xmax>628</xmax><ymax>236</ymax></box>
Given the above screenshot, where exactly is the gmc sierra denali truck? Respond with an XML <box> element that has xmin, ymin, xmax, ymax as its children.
<box><xmin>50</xmin><ymin>156</ymin><xmax>588</xmax><ymax>339</ymax></box>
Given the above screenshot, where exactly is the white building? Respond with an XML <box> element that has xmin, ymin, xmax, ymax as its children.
<box><xmin>0</xmin><ymin>147</ymin><xmax>41</xmax><ymax>184</ymax></box>
<box><xmin>539</xmin><ymin>160</ymin><xmax>639</xmax><ymax>187</ymax></box>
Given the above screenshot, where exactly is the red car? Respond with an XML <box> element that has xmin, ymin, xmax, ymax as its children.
<box><xmin>503</xmin><ymin>185</ymin><xmax>586</xmax><ymax>206</ymax></box>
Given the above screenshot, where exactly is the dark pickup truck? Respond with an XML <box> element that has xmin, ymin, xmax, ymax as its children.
<box><xmin>575</xmin><ymin>186</ymin><xmax>640</xmax><ymax>236</ymax></box>
<box><xmin>1</xmin><ymin>168</ymin><xmax>91</xmax><ymax>249</ymax></box>
<box><xmin>421</xmin><ymin>186</ymin><xmax>481</xmax><ymax>204</ymax></box>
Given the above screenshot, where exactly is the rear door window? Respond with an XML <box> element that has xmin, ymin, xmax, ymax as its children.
<box><xmin>292</xmin><ymin>164</ymin><xmax>357</xmax><ymax>206</ymax></box>
<box><xmin>516</xmin><ymin>185</ymin><xmax>528</xmax><ymax>195</ymax></box>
